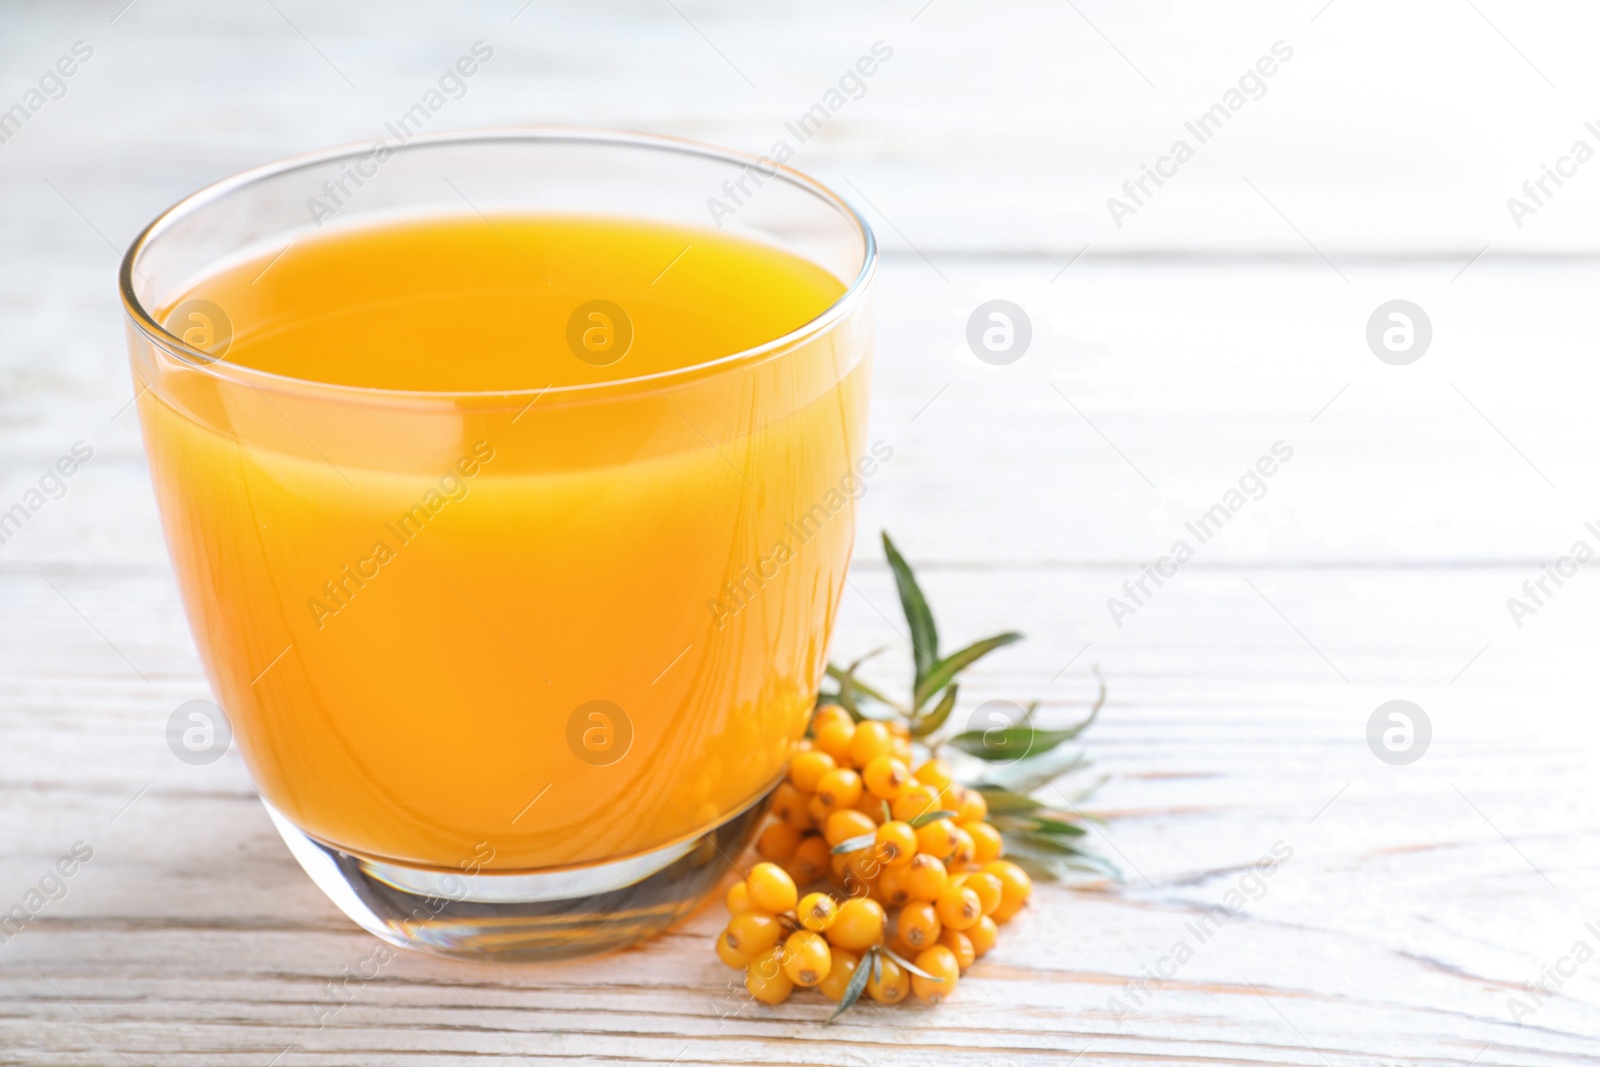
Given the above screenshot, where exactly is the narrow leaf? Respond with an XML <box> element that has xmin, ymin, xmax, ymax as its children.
<box><xmin>908</xmin><ymin>809</ymin><xmax>958</xmax><ymax>829</ymax></box>
<box><xmin>975</xmin><ymin>748</ymin><xmax>1091</xmax><ymax>795</ymax></box>
<box><xmin>826</xmin><ymin>947</ymin><xmax>875</xmax><ymax>1024</ymax></box>
<box><xmin>882</xmin><ymin>532</ymin><xmax>938</xmax><ymax>687</ymax></box>
<box><xmin>912</xmin><ymin>631</ymin><xmax>1023</xmax><ymax>710</ymax></box>
<box><xmin>871</xmin><ymin>944</ymin><xmax>883</xmax><ymax>984</ymax></box>
<box><xmin>973</xmin><ymin>787</ymin><xmax>1044</xmax><ymax>814</ymax></box>
<box><xmin>948</xmin><ymin>721</ymin><xmax>1091</xmax><ymax>762</ymax></box>
<box><xmin>881</xmin><ymin>800</ymin><xmax>892</xmax><ymax>823</ymax></box>
<box><xmin>909</xmin><ymin>681</ymin><xmax>959</xmax><ymax>739</ymax></box>
<box><xmin>880</xmin><ymin>945</ymin><xmax>945</xmax><ymax>981</ymax></box>
<box><xmin>830</xmin><ymin>833</ymin><xmax>877</xmax><ymax>855</ymax></box>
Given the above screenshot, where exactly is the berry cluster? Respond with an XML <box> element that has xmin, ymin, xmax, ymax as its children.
<box><xmin>715</xmin><ymin>703</ymin><xmax>1033</xmax><ymax>1015</ymax></box>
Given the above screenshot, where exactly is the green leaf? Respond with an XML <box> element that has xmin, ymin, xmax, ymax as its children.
<box><xmin>909</xmin><ymin>681</ymin><xmax>959</xmax><ymax>739</ymax></box>
<box><xmin>973</xmin><ymin>787</ymin><xmax>1045</xmax><ymax>815</ymax></box>
<box><xmin>948</xmin><ymin>698</ymin><xmax>1100</xmax><ymax>762</ymax></box>
<box><xmin>830</xmin><ymin>833</ymin><xmax>876</xmax><ymax>855</ymax></box>
<box><xmin>975</xmin><ymin>747</ymin><xmax>1090</xmax><ymax>795</ymax></box>
<box><xmin>1006</xmin><ymin>851</ymin><xmax>1121</xmax><ymax>883</ymax></box>
<box><xmin>826</xmin><ymin>946</ymin><xmax>875</xmax><ymax>1024</ymax></box>
<box><xmin>882</xmin><ymin>532</ymin><xmax>938</xmax><ymax>688</ymax></box>
<box><xmin>912</xmin><ymin>631</ymin><xmax>1023</xmax><ymax>711</ymax></box>
<box><xmin>880</xmin><ymin>945</ymin><xmax>945</xmax><ymax>981</ymax></box>
<box><xmin>907</xmin><ymin>809</ymin><xmax>958</xmax><ymax>829</ymax></box>
<box><xmin>881</xmin><ymin>800</ymin><xmax>892</xmax><ymax>823</ymax></box>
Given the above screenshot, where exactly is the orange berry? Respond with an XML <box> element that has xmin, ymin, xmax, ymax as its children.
<box><xmin>866</xmin><ymin>953</ymin><xmax>910</xmax><ymax>1004</ymax></box>
<box><xmin>770</xmin><ymin>781</ymin><xmax>814</xmax><ymax>832</ymax></box>
<box><xmin>886</xmin><ymin>931</ymin><xmax>919</xmax><ymax>961</ymax></box>
<box><xmin>817</xmin><ymin>946</ymin><xmax>860</xmax><ymax>1001</ymax></box>
<box><xmin>787</xmin><ymin>834</ymin><xmax>830</xmax><ymax>885</ymax></box>
<box><xmin>968</xmin><ymin>914</ymin><xmax>999</xmax><ymax>955</ymax></box>
<box><xmin>914</xmin><ymin>818</ymin><xmax>961</xmax><ymax>863</ymax></box>
<box><xmin>813</xmin><ymin>768</ymin><xmax>863</xmax><ymax>815</ymax></box>
<box><xmin>756</xmin><ymin>820</ymin><xmax>802</xmax><ymax>864</ymax></box>
<box><xmin>873</xmin><ymin>821</ymin><xmax>918</xmax><ymax>867</ymax></box>
<box><xmin>716</xmin><ymin>935</ymin><xmax>749</xmax><ymax>969</ymax></box>
<box><xmin>839</xmin><ymin>854</ymin><xmax>881</xmax><ymax>900</ymax></box>
<box><xmin>965</xmin><ymin>870</ymin><xmax>1004</xmax><ymax>916</ymax></box>
<box><xmin>824</xmin><ymin>897</ymin><xmax>885</xmax><ymax>950</ymax></box>
<box><xmin>744</xmin><ymin>946</ymin><xmax>794</xmax><ymax>1005</ymax></box>
<box><xmin>991</xmin><ymin>895</ymin><xmax>1025</xmax><ymax>924</ymax></box>
<box><xmin>726</xmin><ymin>879</ymin><xmax>754</xmax><ymax>914</ymax></box>
<box><xmin>891</xmin><ymin>783</ymin><xmax>943</xmax><ymax>824</ymax></box>
<box><xmin>950</xmin><ymin>825</ymin><xmax>976</xmax><ymax>866</ymax></box>
<box><xmin>956</xmin><ymin>788</ymin><xmax>988</xmax><ymax>824</ymax></box>
<box><xmin>984</xmin><ymin>860</ymin><xmax>1033</xmax><ymax>907</ymax></box>
<box><xmin>746</xmin><ymin>862</ymin><xmax>798</xmax><ymax>914</ymax></box>
<box><xmin>723</xmin><ymin>911</ymin><xmax>782</xmax><ymax>957</ymax></box>
<box><xmin>935</xmin><ymin>884</ymin><xmax>982</xmax><ymax>931</ymax></box>
<box><xmin>905</xmin><ymin>853</ymin><xmax>949</xmax><ymax>902</ymax></box>
<box><xmin>782</xmin><ymin>930</ymin><xmax>832</xmax><ymax>987</ymax></box>
<box><xmin>848</xmin><ymin>720</ymin><xmax>895</xmax><ymax>768</ymax></box>
<box><xmin>797</xmin><ymin>891</ymin><xmax>837</xmax><ymax>932</ymax></box>
<box><xmin>861</xmin><ymin>755</ymin><xmax>911</xmax><ymax>800</ymax></box>
<box><xmin>877</xmin><ymin>864</ymin><xmax>912</xmax><ymax>907</ymax></box>
<box><xmin>788</xmin><ymin>750</ymin><xmax>837</xmax><ymax>793</ymax></box>
<box><xmin>913</xmin><ymin>758</ymin><xmax>956</xmax><ymax>792</ymax></box>
<box><xmin>911</xmin><ymin>945</ymin><xmax>960</xmax><ymax>1004</ymax></box>
<box><xmin>891</xmin><ymin>737</ymin><xmax>913</xmax><ymax>763</ymax></box>
<box><xmin>898</xmin><ymin>900</ymin><xmax>942</xmax><ymax>950</ymax></box>
<box><xmin>963</xmin><ymin>820</ymin><xmax>1004</xmax><ymax>864</ymax></box>
<box><xmin>814</xmin><ymin>720</ymin><xmax>856</xmax><ymax>765</ymax></box>
<box><xmin>824</xmin><ymin>808</ymin><xmax>877</xmax><ymax>849</ymax></box>
<box><xmin>811</xmin><ymin>703</ymin><xmax>853</xmax><ymax>735</ymax></box>
<box><xmin>939</xmin><ymin>927</ymin><xmax>976</xmax><ymax>971</ymax></box>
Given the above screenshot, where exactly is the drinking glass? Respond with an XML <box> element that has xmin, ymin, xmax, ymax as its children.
<box><xmin>119</xmin><ymin>129</ymin><xmax>876</xmax><ymax>960</ymax></box>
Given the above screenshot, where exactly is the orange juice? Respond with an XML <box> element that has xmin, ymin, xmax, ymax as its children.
<box><xmin>134</xmin><ymin>214</ymin><xmax>874</xmax><ymax>871</ymax></box>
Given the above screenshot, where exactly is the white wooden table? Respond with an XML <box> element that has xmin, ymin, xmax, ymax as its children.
<box><xmin>3</xmin><ymin>2</ymin><xmax>1598</xmax><ymax>1063</ymax></box>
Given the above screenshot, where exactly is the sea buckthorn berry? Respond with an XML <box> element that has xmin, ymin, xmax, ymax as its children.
<box><xmin>824</xmin><ymin>897</ymin><xmax>885</xmax><ymax>950</ymax></box>
<box><xmin>913</xmin><ymin>758</ymin><xmax>956</xmax><ymax>792</ymax></box>
<box><xmin>967</xmin><ymin>914</ymin><xmax>998</xmax><ymax>956</ymax></box>
<box><xmin>724</xmin><ymin>911</ymin><xmax>782</xmax><ymax>957</ymax></box>
<box><xmin>914</xmin><ymin>818</ymin><xmax>961</xmax><ymax>863</ymax></box>
<box><xmin>891</xmin><ymin>783</ymin><xmax>943</xmax><ymax>824</ymax></box>
<box><xmin>824</xmin><ymin>808</ymin><xmax>877</xmax><ymax>848</ymax></box>
<box><xmin>744</xmin><ymin>947</ymin><xmax>794</xmax><ymax>1005</ymax></box>
<box><xmin>887</xmin><ymin>931</ymin><xmax>918</xmax><ymax>961</ymax></box>
<box><xmin>990</xmin><ymin>895</ymin><xmax>1025</xmax><ymax>924</ymax></box>
<box><xmin>726</xmin><ymin>879</ymin><xmax>754</xmax><ymax>914</ymax></box>
<box><xmin>939</xmin><ymin>928</ymin><xmax>976</xmax><ymax>971</ymax></box>
<box><xmin>887</xmin><ymin>719</ymin><xmax>911</xmax><ymax>740</ymax></box>
<box><xmin>771</xmin><ymin>782</ymin><xmax>814</xmax><ymax>832</ymax></box>
<box><xmin>782</xmin><ymin>930</ymin><xmax>832</xmax><ymax>987</ymax></box>
<box><xmin>866</xmin><ymin>954</ymin><xmax>910</xmax><ymax>1004</ymax></box>
<box><xmin>956</xmin><ymin>788</ymin><xmax>988</xmax><ymax>824</ymax></box>
<box><xmin>797</xmin><ymin>891</ymin><xmax>837</xmax><ymax>932</ymax></box>
<box><xmin>950</xmin><ymin>826</ymin><xmax>976</xmax><ymax>866</ymax></box>
<box><xmin>787</xmin><ymin>834</ymin><xmax>830</xmax><ymax>885</ymax></box>
<box><xmin>892</xmin><ymin>737</ymin><xmax>914</xmax><ymax>764</ymax></box>
<box><xmin>813</xmin><ymin>768</ymin><xmax>863</xmax><ymax>815</ymax></box>
<box><xmin>873</xmin><ymin>821</ymin><xmax>918</xmax><ymax>867</ymax></box>
<box><xmin>905</xmin><ymin>853</ymin><xmax>949</xmax><ymax>902</ymax></box>
<box><xmin>899</xmin><ymin>900</ymin><xmax>942</xmax><ymax>950</ymax></box>
<box><xmin>911</xmin><ymin>945</ymin><xmax>960</xmax><ymax>1004</ymax></box>
<box><xmin>716</xmin><ymin>935</ymin><xmax>749</xmax><ymax>969</ymax></box>
<box><xmin>814</xmin><ymin>720</ymin><xmax>856</xmax><ymax>765</ymax></box>
<box><xmin>861</xmin><ymin>755</ymin><xmax>911</xmax><ymax>800</ymax></box>
<box><xmin>853</xmin><ymin>786</ymin><xmax>888</xmax><ymax>821</ymax></box>
<box><xmin>746</xmin><ymin>862</ymin><xmax>798</xmax><ymax>914</ymax></box>
<box><xmin>935</xmin><ymin>883</ymin><xmax>982</xmax><ymax>931</ymax></box>
<box><xmin>848</xmin><ymin>720</ymin><xmax>895</xmax><ymax>768</ymax></box>
<box><xmin>840</xmin><ymin>857</ymin><xmax>880</xmax><ymax>900</ymax></box>
<box><xmin>985</xmin><ymin>860</ymin><xmax>1034</xmax><ymax>907</ymax></box>
<box><xmin>756</xmin><ymin>820</ymin><xmax>802</xmax><ymax>864</ymax></box>
<box><xmin>812</xmin><ymin>703</ymin><xmax>853</xmax><ymax>735</ymax></box>
<box><xmin>877</xmin><ymin>864</ymin><xmax>912</xmax><ymax>907</ymax></box>
<box><xmin>963</xmin><ymin>820</ymin><xmax>1004</xmax><ymax>864</ymax></box>
<box><xmin>788</xmin><ymin>750</ymin><xmax>836</xmax><ymax>793</ymax></box>
<box><xmin>964</xmin><ymin>870</ymin><xmax>1005</xmax><ymax>916</ymax></box>
<box><xmin>817</xmin><ymin>946</ymin><xmax>860</xmax><ymax>1001</ymax></box>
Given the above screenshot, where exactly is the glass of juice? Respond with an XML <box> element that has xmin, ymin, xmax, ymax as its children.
<box><xmin>119</xmin><ymin>129</ymin><xmax>877</xmax><ymax>960</ymax></box>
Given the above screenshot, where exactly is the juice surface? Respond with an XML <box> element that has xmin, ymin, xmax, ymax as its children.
<box><xmin>137</xmin><ymin>214</ymin><xmax>872</xmax><ymax>871</ymax></box>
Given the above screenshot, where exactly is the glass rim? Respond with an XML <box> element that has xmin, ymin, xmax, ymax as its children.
<box><xmin>118</xmin><ymin>126</ymin><xmax>878</xmax><ymax>402</ymax></box>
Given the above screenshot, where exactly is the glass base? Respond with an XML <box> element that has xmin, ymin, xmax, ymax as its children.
<box><xmin>263</xmin><ymin>789</ymin><xmax>771</xmax><ymax>961</ymax></box>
